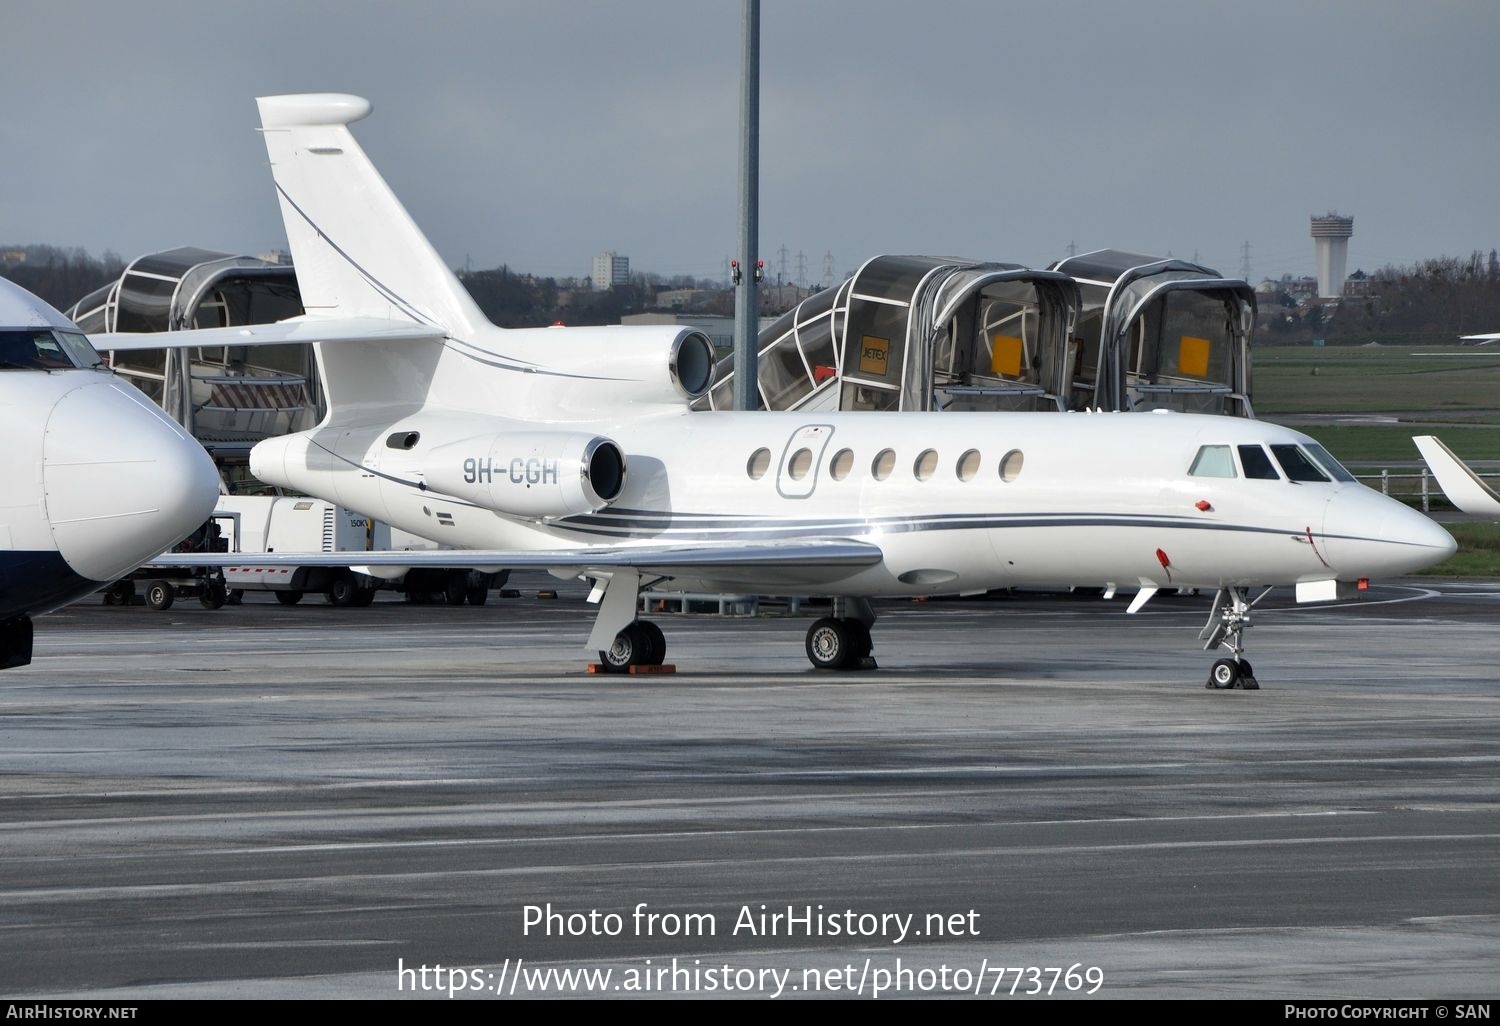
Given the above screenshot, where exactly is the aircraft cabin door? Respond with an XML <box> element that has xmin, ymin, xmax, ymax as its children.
<box><xmin>777</xmin><ymin>424</ymin><xmax>835</xmax><ymax>499</ymax></box>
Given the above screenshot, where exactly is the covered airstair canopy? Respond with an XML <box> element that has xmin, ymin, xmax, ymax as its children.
<box><xmin>1051</xmin><ymin>249</ymin><xmax>1257</xmax><ymax>416</ymax></box>
<box><xmin>67</xmin><ymin>247</ymin><xmax>317</xmax><ymax>450</ymax></box>
<box><xmin>699</xmin><ymin>255</ymin><xmax>1080</xmax><ymax>413</ymax></box>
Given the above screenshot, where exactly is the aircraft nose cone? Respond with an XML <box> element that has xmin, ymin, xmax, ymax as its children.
<box><xmin>44</xmin><ymin>380</ymin><xmax>220</xmax><ymax>582</ymax></box>
<box><xmin>1323</xmin><ymin>488</ymin><xmax>1456</xmax><ymax>577</ymax></box>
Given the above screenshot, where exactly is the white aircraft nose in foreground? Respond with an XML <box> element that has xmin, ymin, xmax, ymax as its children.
<box><xmin>0</xmin><ymin>276</ymin><xmax>221</xmax><ymax>668</ymax></box>
<box><xmin>115</xmin><ymin>93</ymin><xmax>1455</xmax><ymax>688</ymax></box>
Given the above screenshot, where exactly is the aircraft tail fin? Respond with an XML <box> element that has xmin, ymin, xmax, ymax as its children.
<box><xmin>1413</xmin><ymin>435</ymin><xmax>1500</xmax><ymax>516</ymax></box>
<box><xmin>256</xmin><ymin>94</ymin><xmax>489</xmax><ymax>339</ymax></box>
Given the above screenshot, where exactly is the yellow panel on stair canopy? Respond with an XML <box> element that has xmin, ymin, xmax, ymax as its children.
<box><xmin>990</xmin><ymin>334</ymin><xmax>1024</xmax><ymax>378</ymax></box>
<box><xmin>1179</xmin><ymin>335</ymin><xmax>1211</xmax><ymax>378</ymax></box>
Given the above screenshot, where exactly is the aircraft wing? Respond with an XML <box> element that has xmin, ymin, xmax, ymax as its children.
<box><xmin>93</xmin><ymin>317</ymin><xmax>446</xmax><ymax>352</ymax></box>
<box><xmin>1460</xmin><ymin>333</ymin><xmax>1500</xmax><ymax>344</ymax></box>
<box><xmin>146</xmin><ymin>539</ymin><xmax>885</xmax><ymax>586</ymax></box>
<box><xmin>1413</xmin><ymin>435</ymin><xmax>1500</xmax><ymax>516</ymax></box>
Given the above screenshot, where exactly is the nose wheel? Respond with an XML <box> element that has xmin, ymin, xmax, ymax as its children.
<box><xmin>1200</xmin><ymin>586</ymin><xmax>1266</xmax><ymax>689</ymax></box>
<box><xmin>1207</xmin><ymin>657</ymin><xmax>1258</xmax><ymax>690</ymax></box>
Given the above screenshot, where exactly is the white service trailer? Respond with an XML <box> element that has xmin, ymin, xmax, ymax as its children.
<box><xmin>122</xmin><ymin>495</ymin><xmax>505</xmax><ymax>609</ymax></box>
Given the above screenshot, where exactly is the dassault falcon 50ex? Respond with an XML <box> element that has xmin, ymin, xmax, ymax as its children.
<box><xmin>0</xmin><ymin>277</ymin><xmax>220</xmax><ymax>668</ymax></box>
<box><xmin>106</xmin><ymin>93</ymin><xmax>1456</xmax><ymax>688</ymax></box>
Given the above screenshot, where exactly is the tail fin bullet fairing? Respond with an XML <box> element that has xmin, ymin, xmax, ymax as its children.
<box><xmin>134</xmin><ymin>94</ymin><xmax>1455</xmax><ymax>687</ymax></box>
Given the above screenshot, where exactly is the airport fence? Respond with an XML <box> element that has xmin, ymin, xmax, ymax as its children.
<box><xmin>1356</xmin><ymin>465</ymin><xmax>1500</xmax><ymax>513</ymax></box>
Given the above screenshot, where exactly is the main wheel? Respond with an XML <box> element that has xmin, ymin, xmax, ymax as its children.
<box><xmin>1207</xmin><ymin>658</ymin><xmax>1240</xmax><ymax>689</ymax></box>
<box><xmin>465</xmin><ymin>585</ymin><xmax>489</xmax><ymax>606</ymax></box>
<box><xmin>635</xmin><ymin>620</ymin><xmax>666</xmax><ymax>665</ymax></box>
<box><xmin>350</xmin><ymin>587</ymin><xmax>377</xmax><ymax>608</ymax></box>
<box><xmin>199</xmin><ymin>584</ymin><xmax>227</xmax><ymax>610</ymax></box>
<box><xmin>146</xmin><ymin>580</ymin><xmax>175</xmax><ymax>611</ymax></box>
<box><xmin>806</xmin><ymin>617</ymin><xmax>853</xmax><ymax>670</ymax></box>
<box><xmin>274</xmin><ymin>590</ymin><xmax>304</xmax><ymax>606</ymax></box>
<box><xmin>599</xmin><ymin>623</ymin><xmax>648</xmax><ymax>673</ymax></box>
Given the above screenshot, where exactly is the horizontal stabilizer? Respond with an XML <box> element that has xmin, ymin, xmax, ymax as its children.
<box><xmin>94</xmin><ymin>317</ymin><xmax>446</xmax><ymax>352</ymax></box>
<box><xmin>1412</xmin><ymin>435</ymin><xmax>1500</xmax><ymax>517</ymax></box>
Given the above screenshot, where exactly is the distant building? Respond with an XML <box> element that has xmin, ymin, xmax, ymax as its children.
<box><xmin>1310</xmin><ymin>213</ymin><xmax>1354</xmax><ymax>299</ymax></box>
<box><xmin>591</xmin><ymin>251</ymin><xmax>630</xmax><ymax>291</ymax></box>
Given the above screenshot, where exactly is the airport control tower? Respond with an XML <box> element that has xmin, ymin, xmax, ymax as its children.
<box><xmin>1311</xmin><ymin>212</ymin><xmax>1354</xmax><ymax>298</ymax></box>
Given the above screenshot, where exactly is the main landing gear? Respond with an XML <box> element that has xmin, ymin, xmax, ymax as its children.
<box><xmin>805</xmin><ymin>597</ymin><xmax>878</xmax><ymax>671</ymax></box>
<box><xmin>597</xmin><ymin>620</ymin><xmax>667</xmax><ymax>673</ymax></box>
<box><xmin>1199</xmin><ymin>586</ymin><xmax>1268</xmax><ymax>690</ymax></box>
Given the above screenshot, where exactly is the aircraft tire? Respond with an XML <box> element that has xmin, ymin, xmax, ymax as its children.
<box><xmin>636</xmin><ymin>620</ymin><xmax>666</xmax><ymax>665</ymax></box>
<box><xmin>600</xmin><ymin>622</ymin><xmax>649</xmax><ymax>673</ymax></box>
<box><xmin>274</xmin><ymin>590</ymin><xmax>304</xmax><ymax>606</ymax></box>
<box><xmin>199</xmin><ymin>584</ymin><xmax>227</xmax><ymax>610</ymax></box>
<box><xmin>1207</xmin><ymin>658</ymin><xmax>1240</xmax><ymax>689</ymax></box>
<box><xmin>806</xmin><ymin>617</ymin><xmax>853</xmax><ymax>670</ymax></box>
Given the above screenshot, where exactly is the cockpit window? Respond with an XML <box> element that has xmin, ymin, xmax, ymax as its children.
<box><xmin>1270</xmin><ymin>444</ymin><xmax>1330</xmax><ymax>483</ymax></box>
<box><xmin>1189</xmin><ymin>445</ymin><xmax>1237</xmax><ymax>478</ymax></box>
<box><xmin>0</xmin><ymin>329</ymin><xmax>105</xmax><ymax>371</ymax></box>
<box><xmin>1304</xmin><ymin>443</ymin><xmax>1358</xmax><ymax>483</ymax></box>
<box><xmin>1237</xmin><ymin>444</ymin><xmax>1280</xmax><ymax>480</ymax></box>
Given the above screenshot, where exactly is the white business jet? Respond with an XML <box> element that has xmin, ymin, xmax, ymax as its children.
<box><xmin>107</xmin><ymin>94</ymin><xmax>1455</xmax><ymax>688</ymax></box>
<box><xmin>0</xmin><ymin>277</ymin><xmax>220</xmax><ymax>668</ymax></box>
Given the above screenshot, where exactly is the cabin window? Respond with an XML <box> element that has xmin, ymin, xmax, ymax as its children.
<box><xmin>1188</xmin><ymin>445</ymin><xmax>1236</xmax><ymax>478</ymax></box>
<box><xmin>829</xmin><ymin>448</ymin><xmax>854</xmax><ymax>481</ymax></box>
<box><xmin>1270</xmin><ymin>444</ymin><xmax>1329</xmax><ymax>483</ymax></box>
<box><xmin>747</xmin><ymin>448</ymin><xmax>771</xmax><ymax>479</ymax></box>
<box><xmin>872</xmin><ymin>448</ymin><xmax>896</xmax><ymax>481</ymax></box>
<box><xmin>999</xmin><ymin>449</ymin><xmax>1024</xmax><ymax>482</ymax></box>
<box><xmin>914</xmin><ymin>449</ymin><xmax>938</xmax><ymax>481</ymax></box>
<box><xmin>788</xmin><ymin>447</ymin><xmax>813</xmax><ymax>480</ymax></box>
<box><xmin>956</xmin><ymin>449</ymin><xmax>980</xmax><ymax>481</ymax></box>
<box><xmin>1304</xmin><ymin>443</ymin><xmax>1358</xmax><ymax>483</ymax></box>
<box><xmin>1237</xmin><ymin>444</ymin><xmax>1280</xmax><ymax>480</ymax></box>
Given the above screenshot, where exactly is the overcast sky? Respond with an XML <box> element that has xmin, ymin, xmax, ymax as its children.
<box><xmin>5</xmin><ymin>0</ymin><xmax>1497</xmax><ymax>285</ymax></box>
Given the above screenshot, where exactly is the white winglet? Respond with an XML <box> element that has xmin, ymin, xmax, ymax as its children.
<box><xmin>1413</xmin><ymin>435</ymin><xmax>1500</xmax><ymax>517</ymax></box>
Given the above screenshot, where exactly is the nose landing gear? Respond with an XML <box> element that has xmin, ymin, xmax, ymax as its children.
<box><xmin>1200</xmin><ymin>586</ymin><xmax>1267</xmax><ymax>690</ymax></box>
